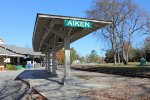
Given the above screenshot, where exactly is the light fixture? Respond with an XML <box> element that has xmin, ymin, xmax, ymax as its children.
<box><xmin>57</xmin><ymin>38</ymin><xmax>63</xmax><ymax>43</ymax></box>
<box><xmin>49</xmin><ymin>47</ymin><xmax>52</xmax><ymax>50</ymax></box>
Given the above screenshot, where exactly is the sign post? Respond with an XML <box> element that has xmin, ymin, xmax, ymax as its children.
<box><xmin>63</xmin><ymin>19</ymin><xmax>92</xmax><ymax>85</ymax></box>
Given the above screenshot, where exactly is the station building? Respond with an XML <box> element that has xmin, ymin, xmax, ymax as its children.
<box><xmin>0</xmin><ymin>38</ymin><xmax>44</xmax><ymax>71</ymax></box>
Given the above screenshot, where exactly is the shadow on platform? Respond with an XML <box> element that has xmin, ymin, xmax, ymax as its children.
<box><xmin>16</xmin><ymin>69</ymin><xmax>62</xmax><ymax>85</ymax></box>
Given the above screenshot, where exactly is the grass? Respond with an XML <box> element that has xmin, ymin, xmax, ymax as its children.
<box><xmin>71</xmin><ymin>62</ymin><xmax>150</xmax><ymax>78</ymax></box>
<box><xmin>72</xmin><ymin>62</ymin><xmax>150</xmax><ymax>68</ymax></box>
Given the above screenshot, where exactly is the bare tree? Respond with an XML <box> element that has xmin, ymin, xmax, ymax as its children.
<box><xmin>86</xmin><ymin>0</ymin><xmax>129</xmax><ymax>65</ymax></box>
<box><xmin>86</xmin><ymin>0</ymin><xmax>149</xmax><ymax>65</ymax></box>
<box><xmin>146</xmin><ymin>17</ymin><xmax>150</xmax><ymax>34</ymax></box>
<box><xmin>118</xmin><ymin>1</ymin><xmax>149</xmax><ymax>64</ymax></box>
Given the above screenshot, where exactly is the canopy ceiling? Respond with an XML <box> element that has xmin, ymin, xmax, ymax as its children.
<box><xmin>33</xmin><ymin>14</ymin><xmax>111</xmax><ymax>52</ymax></box>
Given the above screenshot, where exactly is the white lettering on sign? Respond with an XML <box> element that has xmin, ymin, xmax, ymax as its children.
<box><xmin>75</xmin><ymin>21</ymin><xmax>80</xmax><ymax>26</ymax></box>
<box><xmin>64</xmin><ymin>19</ymin><xmax>92</xmax><ymax>28</ymax></box>
<box><xmin>85</xmin><ymin>22</ymin><xmax>90</xmax><ymax>27</ymax></box>
<box><xmin>68</xmin><ymin>20</ymin><xmax>72</xmax><ymax>26</ymax></box>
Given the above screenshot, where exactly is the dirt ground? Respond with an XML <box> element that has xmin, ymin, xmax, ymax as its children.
<box><xmin>80</xmin><ymin>76</ymin><xmax>150</xmax><ymax>100</ymax></box>
<box><xmin>71</xmin><ymin>66</ymin><xmax>150</xmax><ymax>100</ymax></box>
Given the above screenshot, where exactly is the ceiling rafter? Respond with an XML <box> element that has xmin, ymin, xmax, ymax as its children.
<box><xmin>39</xmin><ymin>19</ymin><xmax>56</xmax><ymax>51</ymax></box>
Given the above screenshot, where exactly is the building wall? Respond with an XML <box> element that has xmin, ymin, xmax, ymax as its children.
<box><xmin>0</xmin><ymin>38</ymin><xmax>4</xmax><ymax>44</ymax></box>
<box><xmin>4</xmin><ymin>58</ymin><xmax>10</xmax><ymax>63</ymax></box>
<box><xmin>0</xmin><ymin>56</ymin><xmax>4</xmax><ymax>67</ymax></box>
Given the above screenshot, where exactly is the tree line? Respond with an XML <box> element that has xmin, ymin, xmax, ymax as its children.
<box><xmin>56</xmin><ymin>35</ymin><xmax>150</xmax><ymax>64</ymax></box>
<box><xmin>105</xmin><ymin>36</ymin><xmax>150</xmax><ymax>63</ymax></box>
<box><xmin>56</xmin><ymin>48</ymin><xmax>102</xmax><ymax>65</ymax></box>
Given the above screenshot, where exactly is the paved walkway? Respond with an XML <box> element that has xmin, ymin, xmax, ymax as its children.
<box><xmin>18</xmin><ymin>68</ymin><xmax>110</xmax><ymax>100</ymax></box>
<box><xmin>1</xmin><ymin>67</ymin><xmax>150</xmax><ymax>100</ymax></box>
<box><xmin>0</xmin><ymin>70</ymin><xmax>28</xmax><ymax>100</ymax></box>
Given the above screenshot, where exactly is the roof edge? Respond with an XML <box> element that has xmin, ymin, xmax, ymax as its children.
<box><xmin>37</xmin><ymin>13</ymin><xmax>112</xmax><ymax>24</ymax></box>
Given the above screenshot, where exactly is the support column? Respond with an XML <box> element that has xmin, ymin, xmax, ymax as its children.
<box><xmin>63</xmin><ymin>29</ymin><xmax>71</xmax><ymax>85</ymax></box>
<box><xmin>32</xmin><ymin>57</ymin><xmax>35</xmax><ymax>68</ymax></box>
<box><xmin>13</xmin><ymin>58</ymin><xmax>14</xmax><ymax>65</ymax></box>
<box><xmin>45</xmin><ymin>53</ymin><xmax>48</xmax><ymax>71</ymax></box>
<box><xmin>52</xmin><ymin>45</ymin><xmax>56</xmax><ymax>75</ymax></box>
<box><xmin>52</xmin><ymin>36</ymin><xmax>57</xmax><ymax>75</ymax></box>
<box><xmin>50</xmin><ymin>53</ymin><xmax>52</xmax><ymax>73</ymax></box>
<box><xmin>47</xmin><ymin>50</ymin><xmax>51</xmax><ymax>72</ymax></box>
<box><xmin>17</xmin><ymin>57</ymin><xmax>20</xmax><ymax>65</ymax></box>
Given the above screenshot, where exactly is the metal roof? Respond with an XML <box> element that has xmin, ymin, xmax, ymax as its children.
<box><xmin>0</xmin><ymin>46</ymin><xmax>24</xmax><ymax>57</ymax></box>
<box><xmin>0</xmin><ymin>44</ymin><xmax>44</xmax><ymax>56</ymax></box>
<box><xmin>33</xmin><ymin>14</ymin><xmax>112</xmax><ymax>52</ymax></box>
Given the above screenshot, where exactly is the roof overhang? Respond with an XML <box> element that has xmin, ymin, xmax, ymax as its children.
<box><xmin>33</xmin><ymin>14</ymin><xmax>111</xmax><ymax>52</ymax></box>
<box><xmin>0</xmin><ymin>44</ymin><xmax>44</xmax><ymax>56</ymax></box>
<box><xmin>0</xmin><ymin>47</ymin><xmax>25</xmax><ymax>57</ymax></box>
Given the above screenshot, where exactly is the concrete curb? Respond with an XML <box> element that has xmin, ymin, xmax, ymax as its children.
<box><xmin>17</xmin><ymin>77</ymin><xmax>47</xmax><ymax>100</ymax></box>
<box><xmin>16</xmin><ymin>77</ymin><xmax>30</xmax><ymax>89</ymax></box>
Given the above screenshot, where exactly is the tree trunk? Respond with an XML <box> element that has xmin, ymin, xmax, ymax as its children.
<box><xmin>117</xmin><ymin>50</ymin><xmax>121</xmax><ymax>65</ymax></box>
<box><xmin>125</xmin><ymin>43</ymin><xmax>130</xmax><ymax>65</ymax></box>
<box><xmin>111</xmin><ymin>22</ymin><xmax>117</xmax><ymax>65</ymax></box>
<box><xmin>125</xmin><ymin>35</ymin><xmax>131</xmax><ymax>65</ymax></box>
<box><xmin>115</xmin><ymin>33</ymin><xmax>120</xmax><ymax>65</ymax></box>
<box><xmin>112</xmin><ymin>40</ymin><xmax>117</xmax><ymax>65</ymax></box>
<box><xmin>126</xmin><ymin>52</ymin><xmax>129</xmax><ymax>64</ymax></box>
<box><xmin>114</xmin><ymin>51</ymin><xmax>117</xmax><ymax>65</ymax></box>
<box><xmin>112</xmin><ymin>41</ymin><xmax>117</xmax><ymax>65</ymax></box>
<box><xmin>122</xmin><ymin>46</ymin><xmax>127</xmax><ymax>65</ymax></box>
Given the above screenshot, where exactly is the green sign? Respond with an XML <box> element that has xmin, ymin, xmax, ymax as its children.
<box><xmin>64</xmin><ymin>19</ymin><xmax>92</xmax><ymax>28</ymax></box>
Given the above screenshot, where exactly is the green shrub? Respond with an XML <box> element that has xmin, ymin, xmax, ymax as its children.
<box><xmin>5</xmin><ymin>64</ymin><xmax>16</xmax><ymax>70</ymax></box>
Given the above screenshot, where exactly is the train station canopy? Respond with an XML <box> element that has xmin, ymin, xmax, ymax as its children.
<box><xmin>32</xmin><ymin>14</ymin><xmax>112</xmax><ymax>52</ymax></box>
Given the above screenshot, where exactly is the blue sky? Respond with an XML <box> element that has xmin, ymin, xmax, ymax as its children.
<box><xmin>0</xmin><ymin>0</ymin><xmax>150</xmax><ymax>56</ymax></box>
